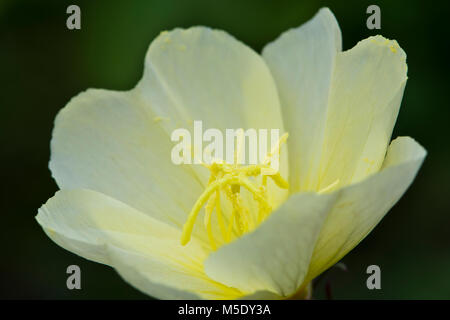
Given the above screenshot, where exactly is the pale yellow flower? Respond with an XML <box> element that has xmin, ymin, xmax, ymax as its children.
<box><xmin>36</xmin><ymin>8</ymin><xmax>426</xmax><ymax>299</ymax></box>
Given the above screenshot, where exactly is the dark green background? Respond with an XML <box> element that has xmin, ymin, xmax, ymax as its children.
<box><xmin>1</xmin><ymin>0</ymin><xmax>449</xmax><ymax>299</ymax></box>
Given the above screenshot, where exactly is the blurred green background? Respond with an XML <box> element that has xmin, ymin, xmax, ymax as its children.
<box><xmin>1</xmin><ymin>0</ymin><xmax>449</xmax><ymax>299</ymax></box>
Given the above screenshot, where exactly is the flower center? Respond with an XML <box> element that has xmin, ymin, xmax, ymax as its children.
<box><xmin>181</xmin><ymin>133</ymin><xmax>289</xmax><ymax>249</ymax></box>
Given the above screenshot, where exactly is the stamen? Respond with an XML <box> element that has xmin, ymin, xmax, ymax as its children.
<box><xmin>181</xmin><ymin>175</ymin><xmax>240</xmax><ymax>245</ymax></box>
<box><xmin>204</xmin><ymin>193</ymin><xmax>217</xmax><ymax>250</ymax></box>
<box><xmin>263</xmin><ymin>133</ymin><xmax>289</xmax><ymax>165</ymax></box>
<box><xmin>214</xmin><ymin>190</ymin><xmax>227</xmax><ymax>239</ymax></box>
<box><xmin>318</xmin><ymin>179</ymin><xmax>340</xmax><ymax>194</ymax></box>
<box><xmin>180</xmin><ymin>131</ymin><xmax>290</xmax><ymax>248</ymax></box>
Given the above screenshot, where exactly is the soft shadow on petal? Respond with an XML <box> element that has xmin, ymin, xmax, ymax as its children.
<box><xmin>36</xmin><ymin>189</ymin><xmax>241</xmax><ymax>299</ymax></box>
<box><xmin>204</xmin><ymin>192</ymin><xmax>337</xmax><ymax>297</ymax></box>
<box><xmin>306</xmin><ymin>137</ymin><xmax>426</xmax><ymax>281</ymax></box>
<box><xmin>238</xmin><ymin>291</ymin><xmax>282</xmax><ymax>300</ymax></box>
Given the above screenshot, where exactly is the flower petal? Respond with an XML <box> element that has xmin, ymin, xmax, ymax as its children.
<box><xmin>36</xmin><ymin>189</ymin><xmax>241</xmax><ymax>299</ymax></box>
<box><xmin>50</xmin><ymin>89</ymin><xmax>206</xmax><ymax>234</ymax></box>
<box><xmin>306</xmin><ymin>137</ymin><xmax>426</xmax><ymax>281</ymax></box>
<box><xmin>105</xmin><ymin>244</ymin><xmax>242</xmax><ymax>300</ymax></box>
<box><xmin>263</xmin><ymin>8</ymin><xmax>408</xmax><ymax>192</ymax></box>
<box><xmin>262</xmin><ymin>8</ymin><xmax>341</xmax><ymax>192</ymax></box>
<box><xmin>106</xmin><ymin>244</ymin><xmax>200</xmax><ymax>300</ymax></box>
<box><xmin>204</xmin><ymin>192</ymin><xmax>337</xmax><ymax>297</ymax></box>
<box><xmin>316</xmin><ymin>36</ymin><xmax>408</xmax><ymax>189</ymax></box>
<box><xmin>138</xmin><ymin>26</ymin><xmax>284</xmax><ymax>136</ymax></box>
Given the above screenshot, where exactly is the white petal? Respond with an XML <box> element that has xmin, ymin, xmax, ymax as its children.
<box><xmin>106</xmin><ymin>245</ymin><xmax>200</xmax><ymax>300</ymax></box>
<box><xmin>50</xmin><ymin>89</ymin><xmax>205</xmax><ymax>234</ymax></box>
<box><xmin>106</xmin><ymin>244</ymin><xmax>241</xmax><ymax>300</ymax></box>
<box><xmin>262</xmin><ymin>8</ymin><xmax>341</xmax><ymax>192</ymax></box>
<box><xmin>316</xmin><ymin>36</ymin><xmax>408</xmax><ymax>189</ymax></box>
<box><xmin>36</xmin><ymin>189</ymin><xmax>241</xmax><ymax>299</ymax></box>
<box><xmin>204</xmin><ymin>192</ymin><xmax>337</xmax><ymax>297</ymax></box>
<box><xmin>138</xmin><ymin>27</ymin><xmax>284</xmax><ymax>136</ymax></box>
<box><xmin>263</xmin><ymin>8</ymin><xmax>408</xmax><ymax>192</ymax></box>
<box><xmin>306</xmin><ymin>137</ymin><xmax>426</xmax><ymax>280</ymax></box>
